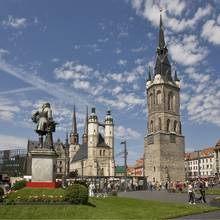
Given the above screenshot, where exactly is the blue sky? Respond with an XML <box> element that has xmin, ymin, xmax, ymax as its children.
<box><xmin>0</xmin><ymin>0</ymin><xmax>220</xmax><ymax>165</ymax></box>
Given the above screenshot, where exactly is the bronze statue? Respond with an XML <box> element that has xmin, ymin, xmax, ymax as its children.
<box><xmin>32</xmin><ymin>102</ymin><xmax>56</xmax><ymax>149</ymax></box>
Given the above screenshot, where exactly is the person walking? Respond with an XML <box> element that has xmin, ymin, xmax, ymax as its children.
<box><xmin>188</xmin><ymin>182</ymin><xmax>195</xmax><ymax>204</ymax></box>
<box><xmin>199</xmin><ymin>180</ymin><xmax>207</xmax><ymax>203</ymax></box>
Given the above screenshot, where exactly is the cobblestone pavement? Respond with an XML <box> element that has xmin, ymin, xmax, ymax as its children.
<box><xmin>118</xmin><ymin>190</ymin><xmax>220</xmax><ymax>219</ymax></box>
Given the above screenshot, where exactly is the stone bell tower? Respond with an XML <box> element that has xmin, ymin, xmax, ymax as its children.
<box><xmin>144</xmin><ymin>11</ymin><xmax>185</xmax><ymax>182</ymax></box>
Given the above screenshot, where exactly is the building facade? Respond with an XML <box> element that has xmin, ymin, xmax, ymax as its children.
<box><xmin>185</xmin><ymin>147</ymin><xmax>215</xmax><ymax>179</ymax></box>
<box><xmin>0</xmin><ymin>148</ymin><xmax>27</xmax><ymax>177</ymax></box>
<box><xmin>69</xmin><ymin>106</ymin><xmax>115</xmax><ymax>177</ymax></box>
<box><xmin>144</xmin><ymin>13</ymin><xmax>185</xmax><ymax>182</ymax></box>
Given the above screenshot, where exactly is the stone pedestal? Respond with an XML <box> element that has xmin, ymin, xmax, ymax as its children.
<box><xmin>27</xmin><ymin>149</ymin><xmax>57</xmax><ymax>188</ymax></box>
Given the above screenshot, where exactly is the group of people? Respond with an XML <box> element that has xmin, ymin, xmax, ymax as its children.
<box><xmin>188</xmin><ymin>179</ymin><xmax>207</xmax><ymax>204</ymax></box>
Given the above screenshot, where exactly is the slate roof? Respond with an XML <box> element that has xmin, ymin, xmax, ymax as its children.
<box><xmin>71</xmin><ymin>143</ymin><xmax>88</xmax><ymax>162</ymax></box>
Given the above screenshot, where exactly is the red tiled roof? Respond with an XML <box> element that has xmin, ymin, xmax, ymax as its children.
<box><xmin>185</xmin><ymin>147</ymin><xmax>214</xmax><ymax>160</ymax></box>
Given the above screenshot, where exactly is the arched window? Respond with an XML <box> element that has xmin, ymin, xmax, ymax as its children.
<box><xmin>100</xmin><ymin>150</ymin><xmax>102</xmax><ymax>156</ymax></box>
<box><xmin>149</xmin><ymin>93</ymin><xmax>153</xmax><ymax>109</ymax></box>
<box><xmin>179</xmin><ymin>122</ymin><xmax>182</xmax><ymax>134</ymax></box>
<box><xmin>174</xmin><ymin>121</ymin><xmax>177</xmax><ymax>133</ymax></box>
<box><xmin>173</xmin><ymin>95</ymin><xmax>176</xmax><ymax>111</ymax></box>
<box><xmin>153</xmin><ymin>167</ymin><xmax>156</xmax><ymax>172</ymax></box>
<box><xmin>159</xmin><ymin>118</ymin><xmax>162</xmax><ymax>131</ymax></box>
<box><xmin>150</xmin><ymin>120</ymin><xmax>154</xmax><ymax>133</ymax></box>
<box><xmin>103</xmin><ymin>150</ymin><xmax>105</xmax><ymax>156</ymax></box>
<box><xmin>167</xmin><ymin>119</ymin><xmax>170</xmax><ymax>132</ymax></box>
<box><xmin>156</xmin><ymin>90</ymin><xmax>162</xmax><ymax>105</ymax></box>
<box><xmin>168</xmin><ymin>92</ymin><xmax>173</xmax><ymax>110</ymax></box>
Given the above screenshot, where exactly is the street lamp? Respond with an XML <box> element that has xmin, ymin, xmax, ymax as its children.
<box><xmin>120</xmin><ymin>140</ymin><xmax>127</xmax><ymax>192</ymax></box>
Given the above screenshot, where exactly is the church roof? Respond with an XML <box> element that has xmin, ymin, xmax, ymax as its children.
<box><xmin>71</xmin><ymin>143</ymin><xmax>88</xmax><ymax>162</ymax></box>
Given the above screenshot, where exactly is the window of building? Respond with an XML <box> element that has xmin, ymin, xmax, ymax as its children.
<box><xmin>103</xmin><ymin>150</ymin><xmax>105</xmax><ymax>156</ymax></box>
<box><xmin>153</xmin><ymin>166</ymin><xmax>156</xmax><ymax>172</ymax></box>
<box><xmin>174</xmin><ymin>121</ymin><xmax>177</xmax><ymax>133</ymax></box>
<box><xmin>150</xmin><ymin>120</ymin><xmax>154</xmax><ymax>133</ymax></box>
<box><xmin>60</xmin><ymin>161</ymin><xmax>62</xmax><ymax>165</ymax></box>
<box><xmin>149</xmin><ymin>93</ymin><xmax>153</xmax><ymax>109</ymax></box>
<box><xmin>210</xmin><ymin>164</ymin><xmax>212</xmax><ymax>169</ymax></box>
<box><xmin>210</xmin><ymin>158</ymin><xmax>212</xmax><ymax>162</ymax></box>
<box><xmin>168</xmin><ymin>92</ymin><xmax>173</xmax><ymax>110</ymax></box>
<box><xmin>100</xmin><ymin>150</ymin><xmax>102</xmax><ymax>156</ymax></box>
<box><xmin>206</xmin><ymin>159</ymin><xmax>208</xmax><ymax>162</ymax></box>
<box><xmin>207</xmin><ymin>165</ymin><xmax>209</xmax><ymax>169</ymax></box>
<box><xmin>159</xmin><ymin>118</ymin><xmax>162</xmax><ymax>130</ymax></box>
<box><xmin>167</xmin><ymin>119</ymin><xmax>170</xmax><ymax>132</ymax></box>
<box><xmin>156</xmin><ymin>90</ymin><xmax>162</xmax><ymax>105</ymax></box>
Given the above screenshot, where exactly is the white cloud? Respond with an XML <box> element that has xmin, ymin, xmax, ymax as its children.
<box><xmin>115</xmin><ymin>125</ymin><xmax>141</xmax><ymax>140</ymax></box>
<box><xmin>97</xmin><ymin>92</ymin><xmax>145</xmax><ymax>110</ymax></box>
<box><xmin>0</xmin><ymin>98</ymin><xmax>20</xmax><ymax>121</ymax></box>
<box><xmin>54</xmin><ymin>61</ymin><xmax>93</xmax><ymax>80</ymax></box>
<box><xmin>0</xmin><ymin>55</ymin><xmax>90</xmax><ymax>109</ymax></box>
<box><xmin>98</xmin><ymin>38</ymin><xmax>109</xmax><ymax>43</ymax></box>
<box><xmin>131</xmin><ymin>46</ymin><xmax>147</xmax><ymax>53</ymax></box>
<box><xmin>112</xmin><ymin>86</ymin><xmax>123</xmax><ymax>95</ymax></box>
<box><xmin>117</xmin><ymin>59</ymin><xmax>127</xmax><ymax>66</ymax></box>
<box><xmin>202</xmin><ymin>16</ymin><xmax>220</xmax><ymax>45</ymax></box>
<box><xmin>2</xmin><ymin>15</ymin><xmax>27</xmax><ymax>29</ymax></box>
<box><xmin>169</xmin><ymin>35</ymin><xmax>208</xmax><ymax>66</ymax></box>
<box><xmin>0</xmin><ymin>134</ymin><xmax>27</xmax><ymax>150</ymax></box>
<box><xmin>131</xmin><ymin>1</ymin><xmax>212</xmax><ymax>32</ymax></box>
<box><xmin>72</xmin><ymin>79</ymin><xmax>90</xmax><ymax>90</ymax></box>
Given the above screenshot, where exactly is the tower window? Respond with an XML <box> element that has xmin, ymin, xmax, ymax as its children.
<box><xmin>159</xmin><ymin>118</ymin><xmax>162</xmax><ymax>131</ymax></box>
<box><xmin>150</xmin><ymin>120</ymin><xmax>154</xmax><ymax>133</ymax></box>
<box><xmin>103</xmin><ymin>150</ymin><xmax>105</xmax><ymax>156</ymax></box>
<box><xmin>153</xmin><ymin>166</ymin><xmax>156</xmax><ymax>172</ymax></box>
<box><xmin>156</xmin><ymin>90</ymin><xmax>162</xmax><ymax>105</ymax></box>
<box><xmin>167</xmin><ymin>119</ymin><xmax>170</xmax><ymax>132</ymax></box>
<box><xmin>100</xmin><ymin>150</ymin><xmax>102</xmax><ymax>156</ymax></box>
<box><xmin>149</xmin><ymin>93</ymin><xmax>153</xmax><ymax>109</ymax></box>
<box><xmin>168</xmin><ymin>92</ymin><xmax>173</xmax><ymax>110</ymax></box>
<box><xmin>174</xmin><ymin>121</ymin><xmax>177</xmax><ymax>133</ymax></box>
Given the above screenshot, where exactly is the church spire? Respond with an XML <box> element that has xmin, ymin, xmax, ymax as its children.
<box><xmin>159</xmin><ymin>9</ymin><xmax>165</xmax><ymax>49</ymax></box>
<box><xmin>72</xmin><ymin>105</ymin><xmax>77</xmax><ymax>134</ymax></box>
<box><xmin>82</xmin><ymin>106</ymin><xmax>88</xmax><ymax>145</ymax></box>
<box><xmin>70</xmin><ymin>105</ymin><xmax>79</xmax><ymax>145</ymax></box>
<box><xmin>154</xmin><ymin>10</ymin><xmax>172</xmax><ymax>81</ymax></box>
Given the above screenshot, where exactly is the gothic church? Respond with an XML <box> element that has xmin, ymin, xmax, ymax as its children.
<box><xmin>69</xmin><ymin>106</ymin><xmax>115</xmax><ymax>177</ymax></box>
<box><xmin>144</xmin><ymin>13</ymin><xmax>185</xmax><ymax>182</ymax></box>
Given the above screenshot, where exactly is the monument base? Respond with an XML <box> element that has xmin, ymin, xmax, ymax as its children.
<box><xmin>30</xmin><ymin>149</ymin><xmax>57</xmax><ymax>184</ymax></box>
<box><xmin>26</xmin><ymin>182</ymin><xmax>57</xmax><ymax>188</ymax></box>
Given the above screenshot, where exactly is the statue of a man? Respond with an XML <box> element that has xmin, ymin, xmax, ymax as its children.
<box><xmin>32</xmin><ymin>102</ymin><xmax>56</xmax><ymax>149</ymax></box>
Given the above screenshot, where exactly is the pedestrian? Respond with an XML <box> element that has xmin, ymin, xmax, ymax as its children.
<box><xmin>188</xmin><ymin>182</ymin><xmax>195</xmax><ymax>204</ymax></box>
<box><xmin>199</xmin><ymin>180</ymin><xmax>207</xmax><ymax>203</ymax></box>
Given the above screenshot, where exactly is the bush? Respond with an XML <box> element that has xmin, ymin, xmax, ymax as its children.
<box><xmin>74</xmin><ymin>180</ymin><xmax>88</xmax><ymax>188</ymax></box>
<box><xmin>12</xmin><ymin>180</ymin><xmax>27</xmax><ymax>191</ymax></box>
<box><xmin>65</xmin><ymin>183</ymin><xmax>88</xmax><ymax>204</ymax></box>
<box><xmin>0</xmin><ymin>187</ymin><xmax>4</xmax><ymax>196</ymax></box>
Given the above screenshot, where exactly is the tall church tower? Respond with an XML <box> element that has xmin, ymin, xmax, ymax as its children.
<box><xmin>104</xmin><ymin>110</ymin><xmax>115</xmax><ymax>176</ymax></box>
<box><xmin>144</xmin><ymin>12</ymin><xmax>185</xmax><ymax>182</ymax></box>
<box><xmin>88</xmin><ymin>107</ymin><xmax>99</xmax><ymax>159</ymax></box>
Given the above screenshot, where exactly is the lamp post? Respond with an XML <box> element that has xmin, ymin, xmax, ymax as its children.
<box><xmin>120</xmin><ymin>140</ymin><xmax>127</xmax><ymax>192</ymax></box>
